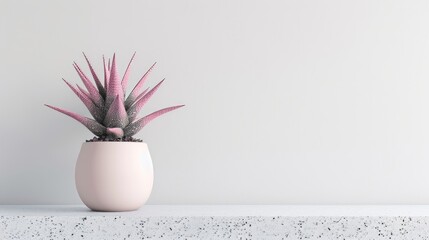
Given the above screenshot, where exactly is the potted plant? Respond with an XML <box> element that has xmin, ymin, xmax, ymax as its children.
<box><xmin>45</xmin><ymin>53</ymin><xmax>184</xmax><ymax>211</ymax></box>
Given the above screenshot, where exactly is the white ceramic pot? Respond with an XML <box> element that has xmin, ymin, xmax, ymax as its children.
<box><xmin>75</xmin><ymin>142</ymin><xmax>153</xmax><ymax>212</ymax></box>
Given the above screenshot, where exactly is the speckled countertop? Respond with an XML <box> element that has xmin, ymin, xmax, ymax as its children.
<box><xmin>2</xmin><ymin>205</ymin><xmax>429</xmax><ymax>239</ymax></box>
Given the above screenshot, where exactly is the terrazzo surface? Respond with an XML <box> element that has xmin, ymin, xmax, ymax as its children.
<box><xmin>2</xmin><ymin>206</ymin><xmax>429</xmax><ymax>239</ymax></box>
<box><xmin>2</xmin><ymin>216</ymin><xmax>429</xmax><ymax>239</ymax></box>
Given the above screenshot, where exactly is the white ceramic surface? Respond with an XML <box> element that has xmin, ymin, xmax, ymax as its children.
<box><xmin>75</xmin><ymin>142</ymin><xmax>153</xmax><ymax>212</ymax></box>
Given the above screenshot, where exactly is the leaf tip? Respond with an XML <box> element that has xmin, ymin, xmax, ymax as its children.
<box><xmin>44</xmin><ymin>104</ymin><xmax>55</xmax><ymax>109</ymax></box>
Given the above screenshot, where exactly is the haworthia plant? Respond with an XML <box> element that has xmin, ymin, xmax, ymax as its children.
<box><xmin>46</xmin><ymin>53</ymin><xmax>184</xmax><ymax>139</ymax></box>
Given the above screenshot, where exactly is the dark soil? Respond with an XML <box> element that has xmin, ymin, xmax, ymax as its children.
<box><xmin>86</xmin><ymin>136</ymin><xmax>143</xmax><ymax>142</ymax></box>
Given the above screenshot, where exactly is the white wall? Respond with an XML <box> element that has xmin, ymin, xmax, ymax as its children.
<box><xmin>2</xmin><ymin>0</ymin><xmax>429</xmax><ymax>204</ymax></box>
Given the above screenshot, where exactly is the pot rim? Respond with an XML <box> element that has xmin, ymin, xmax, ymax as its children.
<box><xmin>82</xmin><ymin>141</ymin><xmax>148</xmax><ymax>145</ymax></box>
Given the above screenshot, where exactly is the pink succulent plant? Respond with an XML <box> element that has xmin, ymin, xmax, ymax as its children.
<box><xmin>45</xmin><ymin>53</ymin><xmax>184</xmax><ymax>140</ymax></box>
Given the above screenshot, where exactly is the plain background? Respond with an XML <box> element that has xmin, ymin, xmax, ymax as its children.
<box><xmin>2</xmin><ymin>0</ymin><xmax>429</xmax><ymax>204</ymax></box>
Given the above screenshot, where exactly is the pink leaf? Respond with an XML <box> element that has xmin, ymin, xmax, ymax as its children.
<box><xmin>121</xmin><ymin>52</ymin><xmax>136</xmax><ymax>93</ymax></box>
<box><xmin>126</xmin><ymin>79</ymin><xmax>164</xmax><ymax>122</ymax></box>
<box><xmin>76</xmin><ymin>84</ymin><xmax>101</xmax><ymax>109</ymax></box>
<box><xmin>73</xmin><ymin>62</ymin><xmax>104</xmax><ymax>108</ymax></box>
<box><xmin>76</xmin><ymin>84</ymin><xmax>90</xmax><ymax>98</ymax></box>
<box><xmin>125</xmin><ymin>87</ymin><xmax>149</xmax><ymax>110</ymax></box>
<box><xmin>63</xmin><ymin>79</ymin><xmax>104</xmax><ymax>123</ymax></box>
<box><xmin>103</xmin><ymin>95</ymin><xmax>129</xmax><ymax>128</ymax></box>
<box><xmin>124</xmin><ymin>105</ymin><xmax>184</xmax><ymax>137</ymax></box>
<box><xmin>105</xmin><ymin>54</ymin><xmax>124</xmax><ymax>110</ymax></box>
<box><xmin>83</xmin><ymin>52</ymin><xmax>106</xmax><ymax>98</ymax></box>
<box><xmin>103</xmin><ymin>55</ymin><xmax>110</xmax><ymax>90</ymax></box>
<box><xmin>106</xmin><ymin>128</ymin><xmax>124</xmax><ymax>138</ymax></box>
<box><xmin>45</xmin><ymin>104</ymin><xmax>106</xmax><ymax>136</ymax></box>
<box><xmin>124</xmin><ymin>62</ymin><xmax>156</xmax><ymax>108</ymax></box>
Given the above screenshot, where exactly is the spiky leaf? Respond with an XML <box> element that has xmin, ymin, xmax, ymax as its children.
<box><xmin>103</xmin><ymin>55</ymin><xmax>109</xmax><ymax>89</ymax></box>
<box><xmin>127</xmin><ymin>79</ymin><xmax>164</xmax><ymax>122</ymax></box>
<box><xmin>126</xmin><ymin>87</ymin><xmax>149</xmax><ymax>110</ymax></box>
<box><xmin>106</xmin><ymin>128</ymin><xmax>124</xmax><ymax>138</ymax></box>
<box><xmin>83</xmin><ymin>52</ymin><xmax>106</xmax><ymax>98</ymax></box>
<box><xmin>76</xmin><ymin>84</ymin><xmax>90</xmax><ymax>99</ymax></box>
<box><xmin>73</xmin><ymin>63</ymin><xmax>104</xmax><ymax>108</ymax></box>
<box><xmin>63</xmin><ymin>79</ymin><xmax>104</xmax><ymax>123</ymax></box>
<box><xmin>124</xmin><ymin>62</ymin><xmax>156</xmax><ymax>108</ymax></box>
<box><xmin>121</xmin><ymin>52</ymin><xmax>136</xmax><ymax>93</ymax></box>
<box><xmin>105</xmin><ymin>54</ymin><xmax>124</xmax><ymax>110</ymax></box>
<box><xmin>104</xmin><ymin>95</ymin><xmax>129</xmax><ymax>128</ymax></box>
<box><xmin>124</xmin><ymin>105</ymin><xmax>184</xmax><ymax>137</ymax></box>
<box><xmin>45</xmin><ymin>104</ymin><xmax>106</xmax><ymax>136</ymax></box>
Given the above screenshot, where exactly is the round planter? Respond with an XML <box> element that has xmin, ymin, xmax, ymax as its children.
<box><xmin>75</xmin><ymin>142</ymin><xmax>153</xmax><ymax>212</ymax></box>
